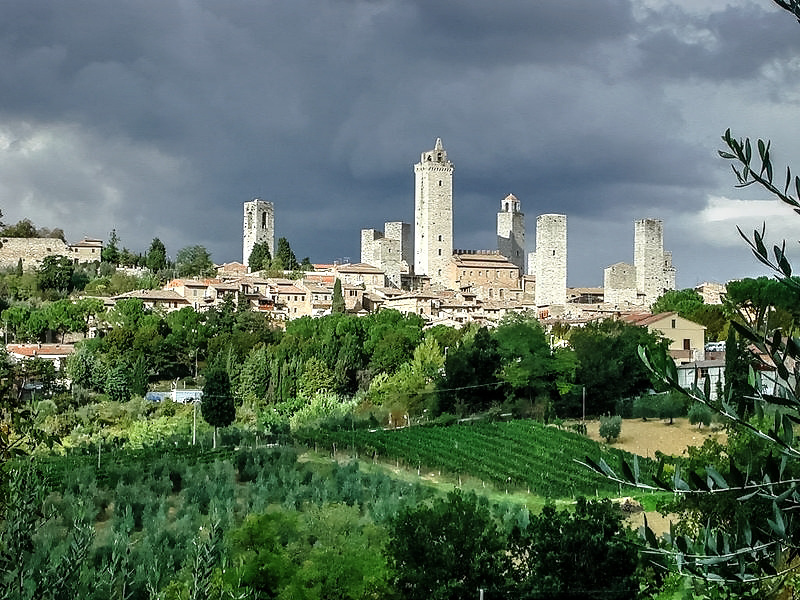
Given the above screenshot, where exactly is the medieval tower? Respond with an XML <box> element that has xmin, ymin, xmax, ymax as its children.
<box><xmin>634</xmin><ymin>218</ymin><xmax>675</xmax><ymax>305</ymax></box>
<box><xmin>361</xmin><ymin>221</ymin><xmax>412</xmax><ymax>288</ymax></box>
<box><xmin>414</xmin><ymin>138</ymin><xmax>453</xmax><ymax>288</ymax></box>
<box><xmin>532</xmin><ymin>214</ymin><xmax>567</xmax><ymax>307</ymax></box>
<box><xmin>243</xmin><ymin>198</ymin><xmax>275</xmax><ymax>266</ymax></box>
<box><xmin>496</xmin><ymin>193</ymin><xmax>525</xmax><ymax>272</ymax></box>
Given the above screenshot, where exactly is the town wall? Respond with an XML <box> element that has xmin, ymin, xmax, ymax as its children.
<box><xmin>0</xmin><ymin>237</ymin><xmax>70</xmax><ymax>270</ymax></box>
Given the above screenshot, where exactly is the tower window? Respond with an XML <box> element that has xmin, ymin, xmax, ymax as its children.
<box><xmin>438</xmin><ymin>249</ymin><xmax>442</xmax><ymax>256</ymax></box>
<box><xmin>261</xmin><ymin>213</ymin><xmax>266</xmax><ymax>228</ymax></box>
<box><xmin>438</xmin><ymin>235</ymin><xmax>442</xmax><ymax>242</ymax></box>
<box><xmin>552</xmin><ymin>250</ymin><xmax>556</xmax><ymax>256</ymax></box>
<box><xmin>438</xmin><ymin>180</ymin><xmax>442</xmax><ymax>186</ymax></box>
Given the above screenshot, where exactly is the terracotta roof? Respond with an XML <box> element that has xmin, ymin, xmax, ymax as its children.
<box><xmin>334</xmin><ymin>262</ymin><xmax>385</xmax><ymax>274</ymax></box>
<box><xmin>114</xmin><ymin>289</ymin><xmax>190</xmax><ymax>302</ymax></box>
<box><xmin>620</xmin><ymin>312</ymin><xmax>676</xmax><ymax>326</ymax></box>
<box><xmin>7</xmin><ymin>344</ymin><xmax>76</xmax><ymax>357</ymax></box>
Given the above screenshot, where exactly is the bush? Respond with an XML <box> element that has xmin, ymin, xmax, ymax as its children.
<box><xmin>598</xmin><ymin>415</ymin><xmax>622</xmax><ymax>443</ymax></box>
<box><xmin>688</xmin><ymin>402</ymin><xmax>713</xmax><ymax>429</ymax></box>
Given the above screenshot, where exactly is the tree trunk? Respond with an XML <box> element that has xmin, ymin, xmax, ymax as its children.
<box><xmin>213</xmin><ymin>427</ymin><xmax>217</xmax><ymax>449</ymax></box>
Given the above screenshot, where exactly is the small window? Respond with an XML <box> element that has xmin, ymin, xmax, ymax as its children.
<box><xmin>438</xmin><ymin>249</ymin><xmax>442</xmax><ymax>256</ymax></box>
<box><xmin>438</xmin><ymin>234</ymin><xmax>442</xmax><ymax>242</ymax></box>
<box><xmin>438</xmin><ymin>180</ymin><xmax>442</xmax><ymax>186</ymax></box>
<box><xmin>683</xmin><ymin>338</ymin><xmax>691</xmax><ymax>350</ymax></box>
<box><xmin>671</xmin><ymin>319</ymin><xmax>677</xmax><ymax>328</ymax></box>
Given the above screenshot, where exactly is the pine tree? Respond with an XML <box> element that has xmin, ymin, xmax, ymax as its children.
<box><xmin>248</xmin><ymin>241</ymin><xmax>272</xmax><ymax>272</ymax></box>
<box><xmin>146</xmin><ymin>237</ymin><xmax>167</xmax><ymax>272</ymax></box>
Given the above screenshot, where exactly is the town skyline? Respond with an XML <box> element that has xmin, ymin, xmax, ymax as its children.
<box><xmin>2</xmin><ymin>0</ymin><xmax>799</xmax><ymax>288</ymax></box>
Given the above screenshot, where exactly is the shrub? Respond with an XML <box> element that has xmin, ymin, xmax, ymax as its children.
<box><xmin>598</xmin><ymin>415</ymin><xmax>622</xmax><ymax>443</ymax></box>
<box><xmin>688</xmin><ymin>402</ymin><xmax>713</xmax><ymax>429</ymax></box>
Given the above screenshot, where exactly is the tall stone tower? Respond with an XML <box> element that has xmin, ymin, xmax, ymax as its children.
<box><xmin>243</xmin><ymin>198</ymin><xmax>275</xmax><ymax>267</ymax></box>
<box><xmin>634</xmin><ymin>218</ymin><xmax>675</xmax><ymax>305</ymax></box>
<box><xmin>414</xmin><ymin>138</ymin><xmax>453</xmax><ymax>288</ymax></box>
<box><xmin>496</xmin><ymin>193</ymin><xmax>525</xmax><ymax>272</ymax></box>
<box><xmin>533</xmin><ymin>214</ymin><xmax>567</xmax><ymax>307</ymax></box>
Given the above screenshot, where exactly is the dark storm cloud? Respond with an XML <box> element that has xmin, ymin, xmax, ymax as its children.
<box><xmin>0</xmin><ymin>0</ymin><xmax>798</xmax><ymax>286</ymax></box>
<box><xmin>634</xmin><ymin>3</ymin><xmax>800</xmax><ymax>81</ymax></box>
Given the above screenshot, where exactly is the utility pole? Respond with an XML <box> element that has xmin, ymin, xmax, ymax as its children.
<box><xmin>582</xmin><ymin>386</ymin><xmax>586</xmax><ymax>422</ymax></box>
<box><xmin>192</xmin><ymin>400</ymin><xmax>197</xmax><ymax>446</ymax></box>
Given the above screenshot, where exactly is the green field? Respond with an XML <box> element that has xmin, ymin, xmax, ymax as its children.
<box><xmin>304</xmin><ymin>419</ymin><xmax>657</xmax><ymax>498</ymax></box>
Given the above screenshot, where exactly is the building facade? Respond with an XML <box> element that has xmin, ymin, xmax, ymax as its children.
<box><xmin>496</xmin><ymin>193</ymin><xmax>525</xmax><ymax>273</ymax></box>
<box><xmin>414</xmin><ymin>138</ymin><xmax>453</xmax><ymax>288</ymax></box>
<box><xmin>243</xmin><ymin>198</ymin><xmax>275</xmax><ymax>268</ymax></box>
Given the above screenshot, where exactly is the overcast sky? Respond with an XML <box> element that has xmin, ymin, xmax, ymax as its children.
<box><xmin>2</xmin><ymin>0</ymin><xmax>800</xmax><ymax>287</ymax></box>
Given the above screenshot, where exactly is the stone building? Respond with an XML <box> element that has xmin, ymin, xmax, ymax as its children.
<box><xmin>496</xmin><ymin>193</ymin><xmax>525</xmax><ymax>272</ymax></box>
<box><xmin>243</xmin><ymin>198</ymin><xmax>275</xmax><ymax>267</ymax></box>
<box><xmin>414</xmin><ymin>138</ymin><xmax>453</xmax><ymax>288</ymax></box>
<box><xmin>68</xmin><ymin>238</ymin><xmax>103</xmax><ymax>263</ymax></box>
<box><xmin>447</xmin><ymin>250</ymin><xmax>523</xmax><ymax>303</ymax></box>
<box><xmin>634</xmin><ymin>218</ymin><xmax>675</xmax><ymax>306</ymax></box>
<box><xmin>360</xmin><ymin>221</ymin><xmax>411</xmax><ymax>288</ymax></box>
<box><xmin>530</xmin><ymin>214</ymin><xmax>567</xmax><ymax>307</ymax></box>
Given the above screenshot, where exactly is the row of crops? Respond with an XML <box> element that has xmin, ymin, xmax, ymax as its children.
<box><xmin>305</xmin><ymin>420</ymin><xmax>658</xmax><ymax>498</ymax></box>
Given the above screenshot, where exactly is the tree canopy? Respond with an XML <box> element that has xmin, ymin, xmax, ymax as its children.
<box><xmin>146</xmin><ymin>237</ymin><xmax>167</xmax><ymax>272</ymax></box>
<box><xmin>176</xmin><ymin>245</ymin><xmax>215</xmax><ymax>278</ymax></box>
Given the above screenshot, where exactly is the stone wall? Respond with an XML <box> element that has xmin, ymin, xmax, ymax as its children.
<box><xmin>0</xmin><ymin>237</ymin><xmax>70</xmax><ymax>270</ymax></box>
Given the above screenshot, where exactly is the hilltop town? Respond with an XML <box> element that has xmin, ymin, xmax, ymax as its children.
<box><xmin>0</xmin><ymin>138</ymin><xmax>722</xmax><ymax>331</ymax></box>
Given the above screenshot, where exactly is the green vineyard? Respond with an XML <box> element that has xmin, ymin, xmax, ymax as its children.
<box><xmin>308</xmin><ymin>420</ymin><xmax>657</xmax><ymax>498</ymax></box>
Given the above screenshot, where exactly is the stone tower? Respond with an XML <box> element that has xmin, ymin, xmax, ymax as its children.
<box><xmin>360</xmin><ymin>221</ymin><xmax>412</xmax><ymax>288</ymax></box>
<box><xmin>533</xmin><ymin>214</ymin><xmax>567</xmax><ymax>307</ymax></box>
<box><xmin>414</xmin><ymin>138</ymin><xmax>453</xmax><ymax>288</ymax></box>
<box><xmin>634</xmin><ymin>218</ymin><xmax>675</xmax><ymax>305</ymax></box>
<box><xmin>243</xmin><ymin>198</ymin><xmax>275</xmax><ymax>267</ymax></box>
<box><xmin>497</xmin><ymin>193</ymin><xmax>525</xmax><ymax>272</ymax></box>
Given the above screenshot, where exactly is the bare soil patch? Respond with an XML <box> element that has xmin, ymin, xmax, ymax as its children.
<box><xmin>586</xmin><ymin>417</ymin><xmax>727</xmax><ymax>536</ymax></box>
<box><xmin>587</xmin><ymin>417</ymin><xmax>725</xmax><ymax>459</ymax></box>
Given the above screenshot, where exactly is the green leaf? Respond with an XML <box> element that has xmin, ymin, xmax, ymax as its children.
<box><xmin>705</xmin><ymin>466</ymin><xmax>728</xmax><ymax>490</ymax></box>
<box><xmin>767</xmin><ymin>503</ymin><xmax>786</xmax><ymax>538</ymax></box>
